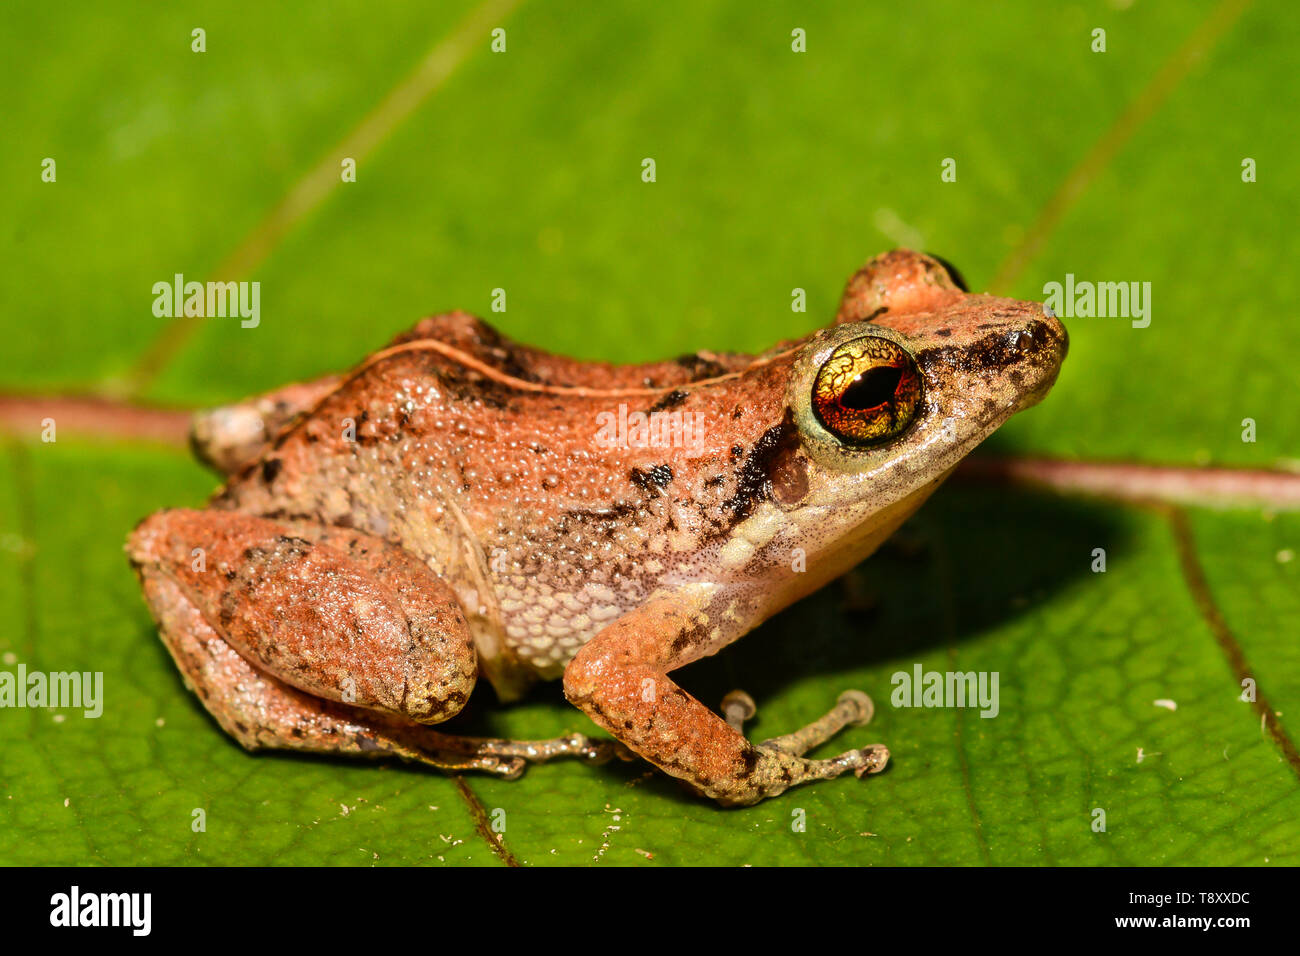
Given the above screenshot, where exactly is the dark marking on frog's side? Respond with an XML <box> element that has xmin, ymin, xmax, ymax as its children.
<box><xmin>934</xmin><ymin>328</ymin><xmax>952</xmax><ymax>338</ymax></box>
<box><xmin>980</xmin><ymin>397</ymin><xmax>1000</xmax><ymax>422</ymax></box>
<box><xmin>721</xmin><ymin>410</ymin><xmax>799</xmax><ymax>521</ymax></box>
<box><xmin>261</xmin><ymin>457</ymin><xmax>282</xmax><ymax>484</ymax></box>
<box><xmin>437</xmin><ymin>366</ymin><xmax>513</xmax><ymax>410</ymax></box>
<box><xmin>273</xmin><ymin>535</ymin><xmax>312</xmax><ymax>561</ymax></box>
<box><xmin>398</xmin><ymin>316</ymin><xmax>540</xmax><ymax>384</ymax></box>
<box><xmin>769</xmin><ymin>440</ymin><xmax>810</xmax><ymax>506</ymax></box>
<box><xmin>669</xmin><ymin>621</ymin><xmax>709</xmax><ymax>657</ymax></box>
<box><xmin>552</xmin><ymin>502</ymin><xmax>640</xmax><ymax>540</ymax></box>
<box><xmin>245</xmin><ymin>508</ymin><xmax>320</xmax><ymax>525</ymax></box>
<box><xmin>675</xmin><ymin>353</ymin><xmax>728</xmax><ymax>381</ymax></box>
<box><xmin>649</xmin><ymin>389</ymin><xmax>688</xmax><ymax>413</ymax></box>
<box><xmin>922</xmin><ymin>329</ymin><xmax>1050</xmax><ymax>376</ymax></box>
<box><xmin>472</xmin><ymin>323</ymin><xmax>542</xmax><ymax>384</ymax></box>
<box><xmin>630</xmin><ymin>464</ymin><xmax>674</xmax><ymax>493</ymax></box>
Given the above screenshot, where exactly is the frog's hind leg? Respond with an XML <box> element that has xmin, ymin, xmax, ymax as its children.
<box><xmin>130</xmin><ymin>509</ymin><xmax>478</xmax><ymax>726</ymax></box>
<box><xmin>129</xmin><ymin>508</ymin><xmax>629</xmax><ymax>776</ymax></box>
<box><xmin>142</xmin><ymin>571</ymin><xmax>626</xmax><ymax>778</ymax></box>
<box><xmin>136</xmin><ymin>563</ymin><xmax>527</xmax><ymax>776</ymax></box>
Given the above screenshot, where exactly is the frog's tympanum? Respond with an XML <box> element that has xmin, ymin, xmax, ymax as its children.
<box><xmin>128</xmin><ymin>251</ymin><xmax>1066</xmax><ymax>805</ymax></box>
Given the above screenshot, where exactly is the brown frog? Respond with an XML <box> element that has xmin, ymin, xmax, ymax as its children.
<box><xmin>127</xmin><ymin>250</ymin><xmax>1066</xmax><ymax>806</ymax></box>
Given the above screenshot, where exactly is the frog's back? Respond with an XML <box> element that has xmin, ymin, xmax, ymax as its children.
<box><xmin>214</xmin><ymin>319</ymin><xmax>803</xmax><ymax>687</ymax></box>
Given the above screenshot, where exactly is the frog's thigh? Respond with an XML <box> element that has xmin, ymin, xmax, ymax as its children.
<box><xmin>137</xmin><ymin>566</ymin><xmax>539</xmax><ymax>775</ymax></box>
<box><xmin>130</xmin><ymin>509</ymin><xmax>475</xmax><ymax>725</ymax></box>
<box><xmin>563</xmin><ymin>600</ymin><xmax>888</xmax><ymax>807</ymax></box>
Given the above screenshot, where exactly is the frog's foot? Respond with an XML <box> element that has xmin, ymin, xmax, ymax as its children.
<box><xmin>761</xmin><ymin>689</ymin><xmax>879</xmax><ymax>757</ymax></box>
<box><xmin>713</xmin><ymin>687</ymin><xmax>888</xmax><ymax>797</ymax></box>
<box><xmin>720</xmin><ymin>688</ymin><xmax>879</xmax><ymax>758</ymax></box>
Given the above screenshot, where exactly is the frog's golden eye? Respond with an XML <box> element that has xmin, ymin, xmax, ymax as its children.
<box><xmin>811</xmin><ymin>336</ymin><xmax>922</xmax><ymax>445</ymax></box>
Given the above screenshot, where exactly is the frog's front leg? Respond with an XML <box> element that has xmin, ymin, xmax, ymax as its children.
<box><xmin>563</xmin><ymin>599</ymin><xmax>889</xmax><ymax>807</ymax></box>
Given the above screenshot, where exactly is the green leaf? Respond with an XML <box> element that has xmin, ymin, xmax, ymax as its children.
<box><xmin>2</xmin><ymin>0</ymin><xmax>1297</xmax><ymax>865</ymax></box>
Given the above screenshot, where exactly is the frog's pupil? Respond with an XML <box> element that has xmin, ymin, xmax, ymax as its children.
<box><xmin>841</xmin><ymin>366</ymin><xmax>901</xmax><ymax>410</ymax></box>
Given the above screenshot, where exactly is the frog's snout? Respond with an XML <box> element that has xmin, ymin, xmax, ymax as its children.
<box><xmin>1008</xmin><ymin>311</ymin><xmax>1068</xmax><ymax>404</ymax></box>
<box><xmin>914</xmin><ymin>304</ymin><xmax>1068</xmax><ymax>417</ymax></box>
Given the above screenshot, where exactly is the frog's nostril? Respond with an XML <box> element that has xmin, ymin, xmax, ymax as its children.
<box><xmin>1000</xmin><ymin>319</ymin><xmax>1067</xmax><ymax>369</ymax></box>
<box><xmin>1004</xmin><ymin>328</ymin><xmax>1034</xmax><ymax>356</ymax></box>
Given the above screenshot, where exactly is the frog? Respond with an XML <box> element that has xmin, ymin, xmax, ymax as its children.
<box><xmin>127</xmin><ymin>250</ymin><xmax>1066</xmax><ymax>806</ymax></box>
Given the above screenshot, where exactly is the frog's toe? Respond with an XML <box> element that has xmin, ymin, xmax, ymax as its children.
<box><xmin>759</xmin><ymin>690</ymin><xmax>881</xmax><ymax>757</ymax></box>
<box><xmin>848</xmin><ymin>744</ymin><xmax>891</xmax><ymax>778</ymax></box>
<box><xmin>837</xmin><ymin>689</ymin><xmax>875</xmax><ymax>727</ymax></box>
<box><xmin>720</xmin><ymin>689</ymin><xmax>758</xmax><ymax>731</ymax></box>
<box><xmin>483</xmin><ymin>756</ymin><xmax>527</xmax><ymax>780</ymax></box>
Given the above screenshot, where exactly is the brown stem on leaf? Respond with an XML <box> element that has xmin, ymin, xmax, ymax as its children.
<box><xmin>4</xmin><ymin>392</ymin><xmax>1300</xmax><ymax>511</ymax></box>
